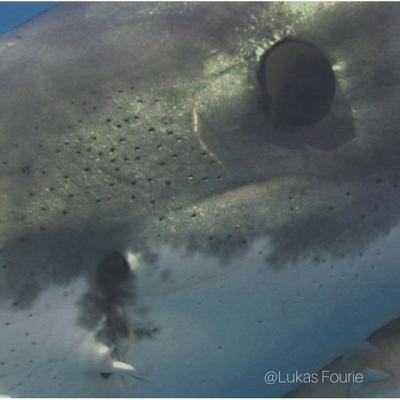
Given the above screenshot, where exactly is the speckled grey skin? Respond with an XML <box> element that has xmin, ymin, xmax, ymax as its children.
<box><xmin>1</xmin><ymin>2</ymin><xmax>400</xmax><ymax>397</ymax></box>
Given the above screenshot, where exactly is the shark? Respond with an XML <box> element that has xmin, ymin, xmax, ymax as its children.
<box><xmin>1</xmin><ymin>2</ymin><xmax>400</xmax><ymax>397</ymax></box>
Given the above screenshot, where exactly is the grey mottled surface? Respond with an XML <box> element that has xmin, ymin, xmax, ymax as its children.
<box><xmin>1</xmin><ymin>2</ymin><xmax>400</xmax><ymax>397</ymax></box>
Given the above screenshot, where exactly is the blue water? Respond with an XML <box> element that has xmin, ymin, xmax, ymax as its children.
<box><xmin>0</xmin><ymin>2</ymin><xmax>58</xmax><ymax>35</ymax></box>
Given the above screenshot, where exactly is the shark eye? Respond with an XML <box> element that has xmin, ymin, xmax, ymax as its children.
<box><xmin>259</xmin><ymin>39</ymin><xmax>335</xmax><ymax>126</ymax></box>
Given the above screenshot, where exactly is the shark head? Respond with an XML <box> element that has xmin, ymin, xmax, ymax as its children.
<box><xmin>1</xmin><ymin>2</ymin><xmax>400</xmax><ymax>397</ymax></box>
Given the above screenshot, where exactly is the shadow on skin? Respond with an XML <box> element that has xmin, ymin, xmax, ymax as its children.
<box><xmin>77</xmin><ymin>251</ymin><xmax>159</xmax><ymax>348</ymax></box>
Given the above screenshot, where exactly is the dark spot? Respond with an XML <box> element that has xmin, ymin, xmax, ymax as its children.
<box><xmin>159</xmin><ymin>269</ymin><xmax>171</xmax><ymax>281</ymax></box>
<box><xmin>100</xmin><ymin>372</ymin><xmax>113</xmax><ymax>379</ymax></box>
<box><xmin>21</xmin><ymin>165</ymin><xmax>31</xmax><ymax>174</ymax></box>
<box><xmin>134</xmin><ymin>326</ymin><xmax>159</xmax><ymax>339</ymax></box>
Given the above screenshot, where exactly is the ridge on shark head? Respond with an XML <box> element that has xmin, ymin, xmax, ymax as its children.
<box><xmin>1</xmin><ymin>2</ymin><xmax>400</xmax><ymax>397</ymax></box>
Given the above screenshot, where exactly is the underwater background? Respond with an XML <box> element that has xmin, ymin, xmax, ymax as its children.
<box><xmin>0</xmin><ymin>2</ymin><xmax>57</xmax><ymax>35</ymax></box>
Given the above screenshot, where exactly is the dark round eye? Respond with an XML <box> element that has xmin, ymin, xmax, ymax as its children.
<box><xmin>259</xmin><ymin>39</ymin><xmax>335</xmax><ymax>126</ymax></box>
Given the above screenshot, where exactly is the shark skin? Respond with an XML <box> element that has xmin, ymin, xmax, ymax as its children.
<box><xmin>1</xmin><ymin>2</ymin><xmax>400</xmax><ymax>397</ymax></box>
